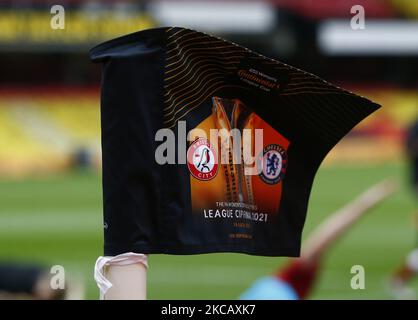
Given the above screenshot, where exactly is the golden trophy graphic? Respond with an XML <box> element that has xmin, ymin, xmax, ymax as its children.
<box><xmin>188</xmin><ymin>96</ymin><xmax>290</xmax><ymax>215</ymax></box>
<box><xmin>212</xmin><ymin>96</ymin><xmax>256</xmax><ymax>204</ymax></box>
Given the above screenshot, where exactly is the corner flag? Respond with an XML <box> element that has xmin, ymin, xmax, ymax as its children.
<box><xmin>90</xmin><ymin>27</ymin><xmax>380</xmax><ymax>257</ymax></box>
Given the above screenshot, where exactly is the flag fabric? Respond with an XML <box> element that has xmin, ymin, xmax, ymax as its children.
<box><xmin>90</xmin><ymin>27</ymin><xmax>380</xmax><ymax>256</ymax></box>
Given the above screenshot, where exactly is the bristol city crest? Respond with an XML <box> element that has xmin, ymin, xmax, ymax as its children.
<box><xmin>187</xmin><ymin>138</ymin><xmax>219</xmax><ymax>181</ymax></box>
<box><xmin>258</xmin><ymin>144</ymin><xmax>287</xmax><ymax>185</ymax></box>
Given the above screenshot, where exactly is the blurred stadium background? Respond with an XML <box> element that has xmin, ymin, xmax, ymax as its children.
<box><xmin>0</xmin><ymin>0</ymin><xmax>417</xmax><ymax>299</ymax></box>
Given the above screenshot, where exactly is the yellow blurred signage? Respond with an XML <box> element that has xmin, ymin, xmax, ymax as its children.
<box><xmin>0</xmin><ymin>10</ymin><xmax>155</xmax><ymax>45</ymax></box>
<box><xmin>391</xmin><ymin>0</ymin><xmax>418</xmax><ymax>18</ymax></box>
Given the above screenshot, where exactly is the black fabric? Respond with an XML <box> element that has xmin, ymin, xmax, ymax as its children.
<box><xmin>90</xmin><ymin>27</ymin><xmax>380</xmax><ymax>256</ymax></box>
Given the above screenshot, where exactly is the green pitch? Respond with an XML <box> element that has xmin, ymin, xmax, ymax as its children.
<box><xmin>0</xmin><ymin>162</ymin><xmax>416</xmax><ymax>299</ymax></box>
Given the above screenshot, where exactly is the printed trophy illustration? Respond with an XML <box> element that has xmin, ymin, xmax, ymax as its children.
<box><xmin>212</xmin><ymin>96</ymin><xmax>256</xmax><ymax>205</ymax></box>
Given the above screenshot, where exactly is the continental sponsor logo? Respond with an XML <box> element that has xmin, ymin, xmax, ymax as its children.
<box><xmin>238</xmin><ymin>69</ymin><xmax>281</xmax><ymax>90</ymax></box>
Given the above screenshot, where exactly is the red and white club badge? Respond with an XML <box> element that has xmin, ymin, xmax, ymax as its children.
<box><xmin>187</xmin><ymin>138</ymin><xmax>219</xmax><ymax>181</ymax></box>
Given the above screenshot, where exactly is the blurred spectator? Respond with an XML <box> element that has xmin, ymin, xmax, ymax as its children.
<box><xmin>389</xmin><ymin>119</ymin><xmax>418</xmax><ymax>300</ymax></box>
<box><xmin>0</xmin><ymin>262</ymin><xmax>65</xmax><ymax>300</ymax></box>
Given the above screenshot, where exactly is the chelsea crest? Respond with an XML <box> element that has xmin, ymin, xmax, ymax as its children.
<box><xmin>258</xmin><ymin>144</ymin><xmax>287</xmax><ymax>185</ymax></box>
